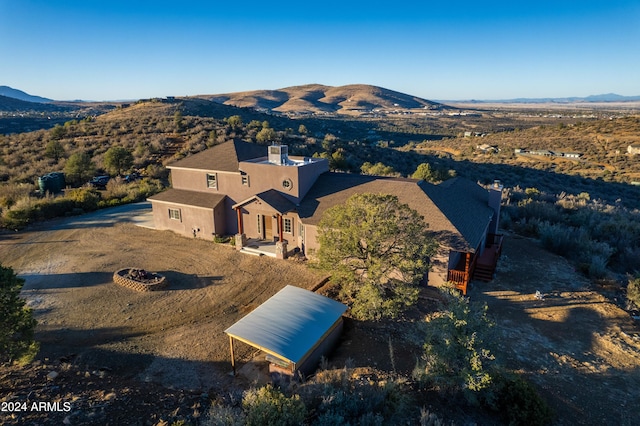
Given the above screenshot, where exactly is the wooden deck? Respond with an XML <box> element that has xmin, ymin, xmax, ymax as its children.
<box><xmin>447</xmin><ymin>234</ymin><xmax>503</xmax><ymax>294</ymax></box>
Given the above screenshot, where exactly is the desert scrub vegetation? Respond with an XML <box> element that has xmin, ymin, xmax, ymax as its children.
<box><xmin>413</xmin><ymin>286</ymin><xmax>553</xmax><ymax>426</ymax></box>
<box><xmin>204</xmin><ymin>364</ymin><xmax>411</xmax><ymax>425</ymax></box>
<box><xmin>501</xmin><ymin>186</ymin><xmax>640</xmax><ymax>280</ymax></box>
<box><xmin>413</xmin><ymin>286</ymin><xmax>496</xmax><ymax>402</ymax></box>
<box><xmin>432</xmin><ymin>115</ymin><xmax>640</xmax><ymax>185</ymax></box>
<box><xmin>627</xmin><ymin>276</ymin><xmax>640</xmax><ymax>310</ymax></box>
<box><xmin>0</xmin><ymin>178</ymin><xmax>163</xmax><ymax>229</ymax></box>
<box><xmin>0</xmin><ymin>101</ymin><xmax>229</xmax><ymax>187</ymax></box>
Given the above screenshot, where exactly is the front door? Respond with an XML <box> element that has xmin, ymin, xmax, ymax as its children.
<box><xmin>263</xmin><ymin>215</ymin><xmax>273</xmax><ymax>240</ymax></box>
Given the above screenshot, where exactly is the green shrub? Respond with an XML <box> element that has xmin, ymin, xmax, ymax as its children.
<box><xmin>213</xmin><ymin>235</ymin><xmax>230</xmax><ymax>244</ymax></box>
<box><xmin>242</xmin><ymin>385</ymin><xmax>306</xmax><ymax>426</ymax></box>
<box><xmin>2</xmin><ymin>203</ymin><xmax>38</xmax><ymax>229</ymax></box>
<box><xmin>65</xmin><ymin>188</ymin><xmax>101</xmax><ymax>211</ymax></box>
<box><xmin>484</xmin><ymin>372</ymin><xmax>553</xmax><ymax>426</ymax></box>
<box><xmin>300</xmin><ymin>365</ymin><xmax>409</xmax><ymax>425</ymax></box>
<box><xmin>413</xmin><ymin>286</ymin><xmax>495</xmax><ymax>404</ymax></box>
<box><xmin>1</xmin><ymin>264</ymin><xmax>39</xmax><ymax>365</ymax></box>
<box><xmin>627</xmin><ymin>276</ymin><xmax>640</xmax><ymax>309</ymax></box>
<box><xmin>204</xmin><ymin>404</ymin><xmax>243</xmax><ymax>426</ymax></box>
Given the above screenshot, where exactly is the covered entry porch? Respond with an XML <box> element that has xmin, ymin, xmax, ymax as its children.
<box><xmin>232</xmin><ymin>190</ymin><xmax>297</xmax><ymax>259</ymax></box>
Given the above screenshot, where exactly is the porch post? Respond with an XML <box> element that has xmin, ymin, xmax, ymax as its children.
<box><xmin>235</xmin><ymin>208</ymin><xmax>246</xmax><ymax>250</ymax></box>
<box><xmin>462</xmin><ymin>252</ymin><xmax>471</xmax><ymax>295</ymax></box>
<box><xmin>236</xmin><ymin>207</ymin><xmax>244</xmax><ymax>235</ymax></box>
<box><xmin>465</xmin><ymin>252</ymin><xmax>471</xmax><ymax>275</ymax></box>
<box><xmin>275</xmin><ymin>214</ymin><xmax>287</xmax><ymax>259</ymax></box>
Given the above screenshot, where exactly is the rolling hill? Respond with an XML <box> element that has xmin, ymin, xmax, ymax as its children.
<box><xmin>202</xmin><ymin>84</ymin><xmax>449</xmax><ymax>116</ymax></box>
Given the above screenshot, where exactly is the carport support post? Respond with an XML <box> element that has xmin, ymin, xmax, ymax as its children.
<box><xmin>229</xmin><ymin>335</ymin><xmax>236</xmax><ymax>375</ymax></box>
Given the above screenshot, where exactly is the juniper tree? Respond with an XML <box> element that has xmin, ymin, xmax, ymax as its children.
<box><xmin>0</xmin><ymin>264</ymin><xmax>38</xmax><ymax>364</ymax></box>
<box><xmin>317</xmin><ymin>193</ymin><xmax>437</xmax><ymax>320</ymax></box>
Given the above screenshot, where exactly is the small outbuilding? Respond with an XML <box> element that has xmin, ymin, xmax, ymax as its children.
<box><xmin>225</xmin><ymin>285</ymin><xmax>347</xmax><ymax>380</ymax></box>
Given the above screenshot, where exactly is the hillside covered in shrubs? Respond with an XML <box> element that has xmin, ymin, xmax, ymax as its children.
<box><xmin>2</xmin><ymin>99</ymin><xmax>639</xmax><ymax>283</ymax></box>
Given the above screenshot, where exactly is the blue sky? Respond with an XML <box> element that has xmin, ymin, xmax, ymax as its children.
<box><xmin>1</xmin><ymin>0</ymin><xmax>639</xmax><ymax>101</ymax></box>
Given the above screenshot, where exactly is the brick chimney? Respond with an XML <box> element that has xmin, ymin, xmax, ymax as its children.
<box><xmin>488</xmin><ymin>180</ymin><xmax>503</xmax><ymax>235</ymax></box>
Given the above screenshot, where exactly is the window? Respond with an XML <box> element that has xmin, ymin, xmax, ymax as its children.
<box><xmin>207</xmin><ymin>173</ymin><xmax>217</xmax><ymax>189</ymax></box>
<box><xmin>241</xmin><ymin>175</ymin><xmax>249</xmax><ymax>186</ymax></box>
<box><xmin>168</xmin><ymin>208</ymin><xmax>181</xmax><ymax>221</ymax></box>
<box><xmin>257</xmin><ymin>214</ymin><xmax>262</xmax><ymax>235</ymax></box>
<box><xmin>283</xmin><ymin>218</ymin><xmax>292</xmax><ymax>234</ymax></box>
<box><xmin>282</xmin><ymin>178</ymin><xmax>293</xmax><ymax>191</ymax></box>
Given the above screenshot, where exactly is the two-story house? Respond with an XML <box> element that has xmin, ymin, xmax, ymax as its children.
<box><xmin>148</xmin><ymin>139</ymin><xmax>503</xmax><ymax>294</ymax></box>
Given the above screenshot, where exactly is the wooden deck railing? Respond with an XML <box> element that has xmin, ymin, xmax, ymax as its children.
<box><xmin>447</xmin><ymin>234</ymin><xmax>504</xmax><ymax>295</ymax></box>
<box><xmin>447</xmin><ymin>269</ymin><xmax>468</xmax><ymax>286</ymax></box>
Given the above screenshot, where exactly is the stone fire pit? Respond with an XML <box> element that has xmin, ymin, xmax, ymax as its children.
<box><xmin>113</xmin><ymin>268</ymin><xmax>168</xmax><ymax>292</ymax></box>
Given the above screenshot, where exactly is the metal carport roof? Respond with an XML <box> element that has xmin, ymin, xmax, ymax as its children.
<box><xmin>225</xmin><ymin>285</ymin><xmax>347</xmax><ymax>368</ymax></box>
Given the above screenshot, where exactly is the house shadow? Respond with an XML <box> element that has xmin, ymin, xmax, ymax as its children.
<box><xmin>157</xmin><ymin>270</ymin><xmax>223</xmax><ymax>290</ymax></box>
<box><xmin>18</xmin><ymin>270</ymin><xmax>223</xmax><ymax>294</ymax></box>
<box><xmin>19</xmin><ymin>272</ymin><xmax>114</xmax><ymax>290</ymax></box>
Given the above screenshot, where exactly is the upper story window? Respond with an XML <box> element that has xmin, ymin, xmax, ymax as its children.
<box><xmin>207</xmin><ymin>173</ymin><xmax>217</xmax><ymax>189</ymax></box>
<box><xmin>241</xmin><ymin>175</ymin><xmax>249</xmax><ymax>186</ymax></box>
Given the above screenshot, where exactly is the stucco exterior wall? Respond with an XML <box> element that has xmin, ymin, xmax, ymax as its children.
<box><xmin>170</xmin><ymin>168</ymin><xmax>250</xmax><ymax>199</ymax></box>
<box><xmin>302</xmin><ymin>224</ymin><xmax>320</xmax><ymax>258</ymax></box>
<box><xmin>239</xmin><ymin>157</ymin><xmax>328</xmax><ymax>204</ymax></box>
<box><xmin>428</xmin><ymin>249</ymin><xmax>451</xmax><ymax>288</ymax></box>
<box><xmin>295</xmin><ymin>158</ymin><xmax>330</xmax><ymax>200</ymax></box>
<box><xmin>151</xmin><ymin>202</ymin><xmax>221</xmax><ymax>239</ymax></box>
<box><xmin>239</xmin><ymin>161</ymin><xmax>304</xmax><ymax>203</ymax></box>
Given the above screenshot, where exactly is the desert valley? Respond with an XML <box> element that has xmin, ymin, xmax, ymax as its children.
<box><xmin>1</xmin><ymin>84</ymin><xmax>640</xmax><ymax>425</ymax></box>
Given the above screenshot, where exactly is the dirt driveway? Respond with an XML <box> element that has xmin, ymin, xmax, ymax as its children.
<box><xmin>0</xmin><ymin>204</ymin><xmax>326</xmax><ymax>392</ymax></box>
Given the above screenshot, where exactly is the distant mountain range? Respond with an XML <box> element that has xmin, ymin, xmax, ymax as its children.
<box><xmin>0</xmin><ymin>86</ymin><xmax>52</xmax><ymax>103</ymax></box>
<box><xmin>455</xmin><ymin>93</ymin><xmax>640</xmax><ymax>104</ymax></box>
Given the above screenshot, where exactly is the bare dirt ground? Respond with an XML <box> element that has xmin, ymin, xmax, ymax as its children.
<box><xmin>0</xmin><ymin>209</ymin><xmax>327</xmax><ymax>424</ymax></box>
<box><xmin>1</xmin><ymin>207</ymin><xmax>639</xmax><ymax>425</ymax></box>
<box><xmin>472</xmin><ymin>234</ymin><xmax>640</xmax><ymax>425</ymax></box>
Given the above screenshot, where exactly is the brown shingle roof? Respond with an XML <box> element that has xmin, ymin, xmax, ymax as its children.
<box><xmin>148</xmin><ymin>188</ymin><xmax>226</xmax><ymax>209</ymax></box>
<box><xmin>167</xmin><ymin>139</ymin><xmax>266</xmax><ymax>172</ymax></box>
<box><xmin>298</xmin><ymin>173</ymin><xmax>494</xmax><ymax>252</ymax></box>
<box><xmin>419</xmin><ymin>178</ymin><xmax>494</xmax><ymax>252</ymax></box>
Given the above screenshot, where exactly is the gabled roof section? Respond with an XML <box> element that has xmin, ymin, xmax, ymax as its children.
<box><xmin>419</xmin><ymin>178</ymin><xmax>494</xmax><ymax>252</ymax></box>
<box><xmin>225</xmin><ymin>285</ymin><xmax>347</xmax><ymax>365</ymax></box>
<box><xmin>147</xmin><ymin>188</ymin><xmax>226</xmax><ymax>209</ymax></box>
<box><xmin>298</xmin><ymin>173</ymin><xmax>494</xmax><ymax>252</ymax></box>
<box><xmin>166</xmin><ymin>139</ymin><xmax>266</xmax><ymax>172</ymax></box>
<box><xmin>232</xmin><ymin>189</ymin><xmax>296</xmax><ymax>214</ymax></box>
